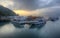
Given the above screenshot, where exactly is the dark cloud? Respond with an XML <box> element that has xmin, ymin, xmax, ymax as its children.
<box><xmin>13</xmin><ymin>0</ymin><xmax>39</xmax><ymax>10</ymax></box>
<box><xmin>13</xmin><ymin>0</ymin><xmax>60</xmax><ymax>10</ymax></box>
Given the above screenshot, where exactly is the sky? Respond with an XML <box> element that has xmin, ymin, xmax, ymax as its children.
<box><xmin>0</xmin><ymin>0</ymin><xmax>60</xmax><ymax>10</ymax></box>
<box><xmin>0</xmin><ymin>0</ymin><xmax>60</xmax><ymax>16</ymax></box>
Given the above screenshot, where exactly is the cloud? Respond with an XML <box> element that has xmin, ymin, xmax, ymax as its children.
<box><xmin>13</xmin><ymin>0</ymin><xmax>39</xmax><ymax>10</ymax></box>
<box><xmin>32</xmin><ymin>6</ymin><xmax>60</xmax><ymax>18</ymax></box>
<box><xmin>0</xmin><ymin>0</ymin><xmax>14</xmax><ymax>10</ymax></box>
<box><xmin>20</xmin><ymin>6</ymin><xmax>60</xmax><ymax>18</ymax></box>
<box><xmin>13</xmin><ymin>0</ymin><xmax>60</xmax><ymax>10</ymax></box>
<box><xmin>0</xmin><ymin>0</ymin><xmax>60</xmax><ymax>10</ymax></box>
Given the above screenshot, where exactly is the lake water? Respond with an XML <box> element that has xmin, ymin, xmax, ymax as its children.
<box><xmin>0</xmin><ymin>21</ymin><xmax>60</xmax><ymax>38</ymax></box>
<box><xmin>0</xmin><ymin>22</ymin><xmax>39</xmax><ymax>38</ymax></box>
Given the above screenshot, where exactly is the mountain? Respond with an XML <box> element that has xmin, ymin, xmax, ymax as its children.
<box><xmin>0</xmin><ymin>5</ymin><xmax>16</xmax><ymax>16</ymax></box>
<box><xmin>0</xmin><ymin>5</ymin><xmax>16</xmax><ymax>27</ymax></box>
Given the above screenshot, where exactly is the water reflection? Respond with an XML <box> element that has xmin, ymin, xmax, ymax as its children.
<box><xmin>0</xmin><ymin>22</ymin><xmax>40</xmax><ymax>38</ymax></box>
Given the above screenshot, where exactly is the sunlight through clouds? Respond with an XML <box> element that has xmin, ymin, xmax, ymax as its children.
<box><xmin>0</xmin><ymin>0</ymin><xmax>14</xmax><ymax>10</ymax></box>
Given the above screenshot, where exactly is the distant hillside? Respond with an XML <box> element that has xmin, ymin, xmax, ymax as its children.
<box><xmin>0</xmin><ymin>5</ymin><xmax>16</xmax><ymax>16</ymax></box>
<box><xmin>0</xmin><ymin>6</ymin><xmax>16</xmax><ymax>27</ymax></box>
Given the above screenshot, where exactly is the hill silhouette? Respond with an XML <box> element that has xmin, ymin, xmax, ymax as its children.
<box><xmin>0</xmin><ymin>5</ymin><xmax>16</xmax><ymax>16</ymax></box>
<box><xmin>0</xmin><ymin>5</ymin><xmax>16</xmax><ymax>27</ymax></box>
